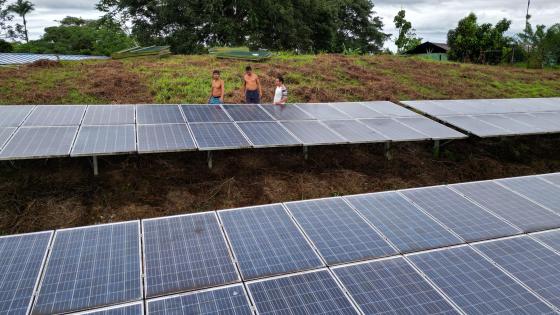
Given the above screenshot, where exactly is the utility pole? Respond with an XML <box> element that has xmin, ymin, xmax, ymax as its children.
<box><xmin>525</xmin><ymin>0</ymin><xmax>531</xmax><ymax>25</ymax></box>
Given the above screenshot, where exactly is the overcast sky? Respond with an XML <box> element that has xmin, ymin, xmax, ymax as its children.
<box><xmin>21</xmin><ymin>0</ymin><xmax>560</xmax><ymax>51</ymax></box>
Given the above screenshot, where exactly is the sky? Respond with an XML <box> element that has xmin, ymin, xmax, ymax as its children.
<box><xmin>17</xmin><ymin>0</ymin><xmax>560</xmax><ymax>51</ymax></box>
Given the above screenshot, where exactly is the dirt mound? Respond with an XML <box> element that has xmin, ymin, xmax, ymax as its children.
<box><xmin>26</xmin><ymin>59</ymin><xmax>61</xmax><ymax>68</ymax></box>
<box><xmin>79</xmin><ymin>61</ymin><xmax>153</xmax><ymax>104</ymax></box>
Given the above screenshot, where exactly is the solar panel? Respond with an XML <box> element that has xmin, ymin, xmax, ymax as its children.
<box><xmin>396</xmin><ymin>117</ymin><xmax>466</xmax><ymax>140</ymax></box>
<box><xmin>137</xmin><ymin>124</ymin><xmax>196</xmax><ymax>153</ymax></box>
<box><xmin>359</xmin><ymin>118</ymin><xmax>429</xmax><ymax>141</ymax></box>
<box><xmin>142</xmin><ymin>213</ymin><xmax>239</xmax><ymax>298</ymax></box>
<box><xmin>147</xmin><ymin>284</ymin><xmax>252</xmax><ymax>315</ymax></box>
<box><xmin>498</xmin><ymin>176</ymin><xmax>560</xmax><ymax>215</ymax></box>
<box><xmin>362</xmin><ymin>101</ymin><xmax>417</xmax><ymax>117</ymax></box>
<box><xmin>503</xmin><ymin>113</ymin><xmax>548</xmax><ymax>132</ymax></box>
<box><xmin>0</xmin><ymin>127</ymin><xmax>16</xmax><ymax>150</ymax></box>
<box><xmin>261</xmin><ymin>104</ymin><xmax>314</xmax><ymax>120</ymax></box>
<box><xmin>189</xmin><ymin>123</ymin><xmax>251</xmax><ymax>150</ymax></box>
<box><xmin>0</xmin><ymin>232</ymin><xmax>52</xmax><ymax>315</ymax></box>
<box><xmin>532</xmin><ymin>229</ymin><xmax>560</xmax><ymax>252</ymax></box>
<box><xmin>180</xmin><ymin>105</ymin><xmax>232</xmax><ymax>123</ymax></box>
<box><xmin>247</xmin><ymin>269</ymin><xmax>358</xmax><ymax>315</ymax></box>
<box><xmin>32</xmin><ymin>222</ymin><xmax>142</xmax><ymax>315</ymax></box>
<box><xmin>542</xmin><ymin>173</ymin><xmax>560</xmax><ymax>186</ymax></box>
<box><xmin>83</xmin><ymin>105</ymin><xmax>136</xmax><ymax>125</ymax></box>
<box><xmin>407</xmin><ymin>246</ymin><xmax>555</xmax><ymax>315</ymax></box>
<box><xmin>23</xmin><ymin>105</ymin><xmax>86</xmax><ymax>126</ymax></box>
<box><xmin>451</xmin><ymin>181</ymin><xmax>560</xmax><ymax>232</ymax></box>
<box><xmin>72</xmin><ymin>302</ymin><xmax>143</xmax><ymax>315</ymax></box>
<box><xmin>0</xmin><ymin>105</ymin><xmax>34</xmax><ymax>127</ymax></box>
<box><xmin>222</xmin><ymin>105</ymin><xmax>274</xmax><ymax>122</ymax></box>
<box><xmin>437</xmin><ymin>115</ymin><xmax>510</xmax><ymax>137</ymax></box>
<box><xmin>401</xmin><ymin>100</ymin><xmax>461</xmax><ymax>116</ymax></box>
<box><xmin>0</xmin><ymin>126</ymin><xmax>78</xmax><ymax>160</ymax></box>
<box><xmin>322</xmin><ymin>120</ymin><xmax>387</xmax><ymax>143</ymax></box>
<box><xmin>285</xmin><ymin>197</ymin><xmax>397</xmax><ymax>265</ymax></box>
<box><xmin>280</xmin><ymin>121</ymin><xmax>346</xmax><ymax>145</ymax></box>
<box><xmin>328</xmin><ymin>102</ymin><xmax>386</xmax><ymax>118</ymax></box>
<box><xmin>345</xmin><ymin>192</ymin><xmax>463</xmax><ymax>253</ymax></box>
<box><xmin>296</xmin><ymin>104</ymin><xmax>351</xmax><ymax>120</ymax></box>
<box><xmin>136</xmin><ymin>105</ymin><xmax>185</xmax><ymax>124</ymax></box>
<box><xmin>218</xmin><ymin>204</ymin><xmax>324</xmax><ymax>280</ymax></box>
<box><xmin>236</xmin><ymin>122</ymin><xmax>301</xmax><ymax>147</ymax></box>
<box><xmin>474</xmin><ymin>236</ymin><xmax>560</xmax><ymax>309</ymax></box>
<box><xmin>71</xmin><ymin>125</ymin><xmax>136</xmax><ymax>156</ymax></box>
<box><xmin>473</xmin><ymin>114</ymin><xmax>541</xmax><ymax>135</ymax></box>
<box><xmin>530</xmin><ymin>112</ymin><xmax>560</xmax><ymax>128</ymax></box>
<box><xmin>401</xmin><ymin>187</ymin><xmax>519</xmax><ymax>242</ymax></box>
<box><xmin>332</xmin><ymin>257</ymin><xmax>459</xmax><ymax>315</ymax></box>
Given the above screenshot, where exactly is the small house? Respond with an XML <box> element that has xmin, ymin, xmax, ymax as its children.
<box><xmin>405</xmin><ymin>42</ymin><xmax>449</xmax><ymax>61</ymax></box>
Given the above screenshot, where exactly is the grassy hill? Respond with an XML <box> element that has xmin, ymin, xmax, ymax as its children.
<box><xmin>1</xmin><ymin>54</ymin><xmax>560</xmax><ymax>105</ymax></box>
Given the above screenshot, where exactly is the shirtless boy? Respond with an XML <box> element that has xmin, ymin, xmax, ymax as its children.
<box><xmin>209</xmin><ymin>70</ymin><xmax>224</xmax><ymax>104</ymax></box>
<box><xmin>243</xmin><ymin>66</ymin><xmax>262</xmax><ymax>104</ymax></box>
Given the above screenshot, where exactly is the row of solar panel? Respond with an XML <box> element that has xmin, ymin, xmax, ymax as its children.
<box><xmin>0</xmin><ymin>53</ymin><xmax>109</xmax><ymax>65</ymax></box>
<box><xmin>403</xmin><ymin>99</ymin><xmax>560</xmax><ymax>137</ymax></box>
<box><xmin>1</xmin><ymin>173</ymin><xmax>560</xmax><ymax>315</ymax></box>
<box><xmin>0</xmin><ymin>103</ymin><xmax>465</xmax><ymax>160</ymax></box>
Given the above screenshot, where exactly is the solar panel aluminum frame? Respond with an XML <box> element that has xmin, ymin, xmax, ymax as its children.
<box><xmin>141</xmin><ymin>212</ymin><xmax>241</xmax><ymax>298</ymax></box>
<box><xmin>68</xmin><ymin>301</ymin><xmax>144</xmax><ymax>315</ymax></box>
<box><xmin>136</xmin><ymin>123</ymin><xmax>199</xmax><ymax>154</ymax></box>
<box><xmin>470</xmin><ymin>236</ymin><xmax>560</xmax><ymax>312</ymax></box>
<box><xmin>217</xmin><ymin>204</ymin><xmax>327</xmax><ymax>280</ymax></box>
<box><xmin>398</xmin><ymin>185</ymin><xmax>523</xmax><ymax>240</ymax></box>
<box><xmin>146</xmin><ymin>283</ymin><xmax>253</xmax><ymax>314</ymax></box>
<box><xmin>0</xmin><ymin>126</ymin><xmax>80</xmax><ymax>161</ymax></box>
<box><xmin>244</xmin><ymin>268</ymin><xmax>362</xmax><ymax>315</ymax></box>
<box><xmin>530</xmin><ymin>229</ymin><xmax>560</xmax><ymax>255</ymax></box>
<box><xmin>33</xmin><ymin>221</ymin><xmax>143</xmax><ymax>314</ymax></box>
<box><xmin>0</xmin><ymin>231</ymin><xmax>54</xmax><ymax>315</ymax></box>
<box><xmin>330</xmin><ymin>255</ymin><xmax>464</xmax><ymax>315</ymax></box>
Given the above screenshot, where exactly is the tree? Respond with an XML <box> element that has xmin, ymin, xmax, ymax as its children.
<box><xmin>393</xmin><ymin>9</ymin><xmax>421</xmax><ymax>54</ymax></box>
<box><xmin>0</xmin><ymin>0</ymin><xmax>14</xmax><ymax>39</ymax></box>
<box><xmin>518</xmin><ymin>19</ymin><xmax>560</xmax><ymax>68</ymax></box>
<box><xmin>447</xmin><ymin>13</ymin><xmax>512</xmax><ymax>64</ymax></box>
<box><xmin>96</xmin><ymin>0</ymin><xmax>389</xmax><ymax>54</ymax></box>
<box><xmin>8</xmin><ymin>0</ymin><xmax>34</xmax><ymax>43</ymax></box>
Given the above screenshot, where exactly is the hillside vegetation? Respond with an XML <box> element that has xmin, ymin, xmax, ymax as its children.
<box><xmin>1</xmin><ymin>54</ymin><xmax>560</xmax><ymax>105</ymax></box>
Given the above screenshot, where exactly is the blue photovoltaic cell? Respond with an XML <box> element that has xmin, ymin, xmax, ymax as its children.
<box><xmin>401</xmin><ymin>186</ymin><xmax>519</xmax><ymax>242</ymax></box>
<box><xmin>0</xmin><ymin>126</ymin><xmax>78</xmax><ymax>160</ymax></box>
<box><xmin>474</xmin><ymin>236</ymin><xmax>560</xmax><ymax>309</ymax></box>
<box><xmin>329</xmin><ymin>103</ymin><xmax>386</xmax><ymax>119</ymax></box>
<box><xmin>181</xmin><ymin>105</ymin><xmax>232</xmax><ymax>123</ymax></box>
<box><xmin>438</xmin><ymin>115</ymin><xmax>510</xmax><ymax>137</ymax></box>
<box><xmin>532</xmin><ymin>229</ymin><xmax>560</xmax><ymax>252</ymax></box>
<box><xmin>32</xmin><ymin>222</ymin><xmax>142</xmax><ymax>315</ymax></box>
<box><xmin>296</xmin><ymin>104</ymin><xmax>351</xmax><ymax>120</ymax></box>
<box><xmin>396</xmin><ymin>117</ymin><xmax>466</xmax><ymax>140</ymax></box>
<box><xmin>360</xmin><ymin>118</ymin><xmax>429</xmax><ymax>141</ymax></box>
<box><xmin>74</xmin><ymin>302</ymin><xmax>143</xmax><ymax>315</ymax></box>
<box><xmin>285</xmin><ymin>198</ymin><xmax>397</xmax><ymax>265</ymax></box>
<box><xmin>498</xmin><ymin>176</ymin><xmax>560</xmax><ymax>215</ymax></box>
<box><xmin>222</xmin><ymin>105</ymin><xmax>274</xmax><ymax>122</ymax></box>
<box><xmin>71</xmin><ymin>125</ymin><xmax>136</xmax><ymax>156</ymax></box>
<box><xmin>136</xmin><ymin>105</ymin><xmax>185</xmax><ymax>124</ymax></box>
<box><xmin>280</xmin><ymin>121</ymin><xmax>346</xmax><ymax>145</ymax></box>
<box><xmin>322</xmin><ymin>120</ymin><xmax>387</xmax><ymax>143</ymax></box>
<box><xmin>261</xmin><ymin>104</ymin><xmax>314</xmax><ymax>121</ymax></box>
<box><xmin>147</xmin><ymin>285</ymin><xmax>252</xmax><ymax>315</ymax></box>
<box><xmin>142</xmin><ymin>213</ymin><xmax>239</xmax><ymax>298</ymax></box>
<box><xmin>408</xmin><ymin>246</ymin><xmax>555</xmax><ymax>315</ymax></box>
<box><xmin>345</xmin><ymin>192</ymin><xmax>463</xmax><ymax>253</ymax></box>
<box><xmin>236</xmin><ymin>122</ymin><xmax>301</xmax><ymax>147</ymax></box>
<box><xmin>247</xmin><ymin>270</ymin><xmax>358</xmax><ymax>315</ymax></box>
<box><xmin>333</xmin><ymin>257</ymin><xmax>459</xmax><ymax>315</ymax></box>
<box><xmin>542</xmin><ymin>173</ymin><xmax>560</xmax><ymax>186</ymax></box>
<box><xmin>0</xmin><ymin>127</ymin><xmax>16</xmax><ymax>149</ymax></box>
<box><xmin>189</xmin><ymin>123</ymin><xmax>251</xmax><ymax>150</ymax></box>
<box><xmin>0</xmin><ymin>232</ymin><xmax>52</xmax><ymax>315</ymax></box>
<box><xmin>83</xmin><ymin>105</ymin><xmax>135</xmax><ymax>125</ymax></box>
<box><xmin>23</xmin><ymin>105</ymin><xmax>86</xmax><ymax>126</ymax></box>
<box><xmin>219</xmin><ymin>205</ymin><xmax>323</xmax><ymax>280</ymax></box>
<box><xmin>137</xmin><ymin>124</ymin><xmax>196</xmax><ymax>153</ymax></box>
<box><xmin>452</xmin><ymin>181</ymin><xmax>560</xmax><ymax>232</ymax></box>
<box><xmin>0</xmin><ymin>106</ymin><xmax>34</xmax><ymax>127</ymax></box>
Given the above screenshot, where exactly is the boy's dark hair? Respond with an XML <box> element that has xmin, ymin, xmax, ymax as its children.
<box><xmin>245</xmin><ymin>66</ymin><xmax>252</xmax><ymax>71</ymax></box>
<box><xmin>213</xmin><ymin>70</ymin><xmax>220</xmax><ymax>75</ymax></box>
<box><xmin>277</xmin><ymin>76</ymin><xmax>284</xmax><ymax>84</ymax></box>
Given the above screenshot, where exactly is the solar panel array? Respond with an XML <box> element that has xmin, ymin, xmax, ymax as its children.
<box><xmin>0</xmin><ymin>102</ymin><xmax>466</xmax><ymax>161</ymax></box>
<box><xmin>1</xmin><ymin>173</ymin><xmax>560</xmax><ymax>314</ymax></box>
<box><xmin>403</xmin><ymin>98</ymin><xmax>560</xmax><ymax>137</ymax></box>
<box><xmin>0</xmin><ymin>53</ymin><xmax>109</xmax><ymax>65</ymax></box>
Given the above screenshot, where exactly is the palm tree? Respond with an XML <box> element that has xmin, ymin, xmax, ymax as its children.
<box><xmin>8</xmin><ymin>0</ymin><xmax>34</xmax><ymax>43</ymax></box>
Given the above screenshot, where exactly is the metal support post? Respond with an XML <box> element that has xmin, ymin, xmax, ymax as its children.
<box><xmin>93</xmin><ymin>156</ymin><xmax>99</xmax><ymax>176</ymax></box>
<box><xmin>433</xmin><ymin>140</ymin><xmax>441</xmax><ymax>158</ymax></box>
<box><xmin>207</xmin><ymin>151</ymin><xmax>213</xmax><ymax>169</ymax></box>
<box><xmin>385</xmin><ymin>142</ymin><xmax>392</xmax><ymax>161</ymax></box>
<box><xmin>303</xmin><ymin>146</ymin><xmax>309</xmax><ymax>161</ymax></box>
